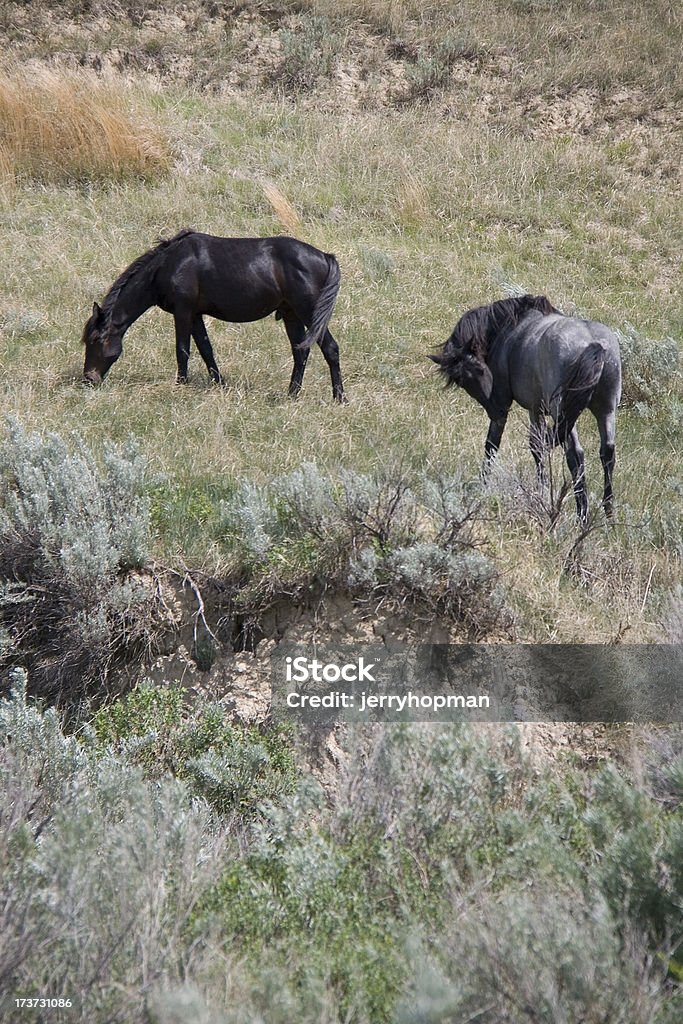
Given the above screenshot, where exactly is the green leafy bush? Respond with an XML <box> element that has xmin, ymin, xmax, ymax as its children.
<box><xmin>93</xmin><ymin>681</ymin><xmax>298</xmax><ymax>814</ymax></box>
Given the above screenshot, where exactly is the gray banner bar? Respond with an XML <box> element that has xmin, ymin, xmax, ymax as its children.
<box><xmin>271</xmin><ymin>644</ymin><xmax>683</xmax><ymax>723</ymax></box>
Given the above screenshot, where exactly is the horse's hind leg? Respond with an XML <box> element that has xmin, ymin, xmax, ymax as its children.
<box><xmin>174</xmin><ymin>312</ymin><xmax>192</xmax><ymax>384</ymax></box>
<box><xmin>563</xmin><ymin>426</ymin><xmax>588</xmax><ymax>522</ymax></box>
<box><xmin>598</xmin><ymin>411</ymin><xmax>617</xmax><ymax>519</ymax></box>
<box><xmin>282</xmin><ymin>313</ymin><xmax>310</xmax><ymax>398</ymax></box>
<box><xmin>191</xmin><ymin>315</ymin><xmax>223</xmax><ymax>385</ymax></box>
<box><xmin>318</xmin><ymin>330</ymin><xmax>346</xmax><ymax>404</ymax></box>
<box><xmin>529</xmin><ymin>413</ymin><xmax>550</xmax><ymax>486</ymax></box>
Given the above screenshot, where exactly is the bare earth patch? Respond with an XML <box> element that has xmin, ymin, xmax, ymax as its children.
<box><xmin>112</xmin><ymin>570</ymin><xmax>636</xmax><ymax>794</ymax></box>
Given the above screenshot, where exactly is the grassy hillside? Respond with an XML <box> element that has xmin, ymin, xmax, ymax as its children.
<box><xmin>1</xmin><ymin>1</ymin><xmax>680</xmax><ymax>644</ymax></box>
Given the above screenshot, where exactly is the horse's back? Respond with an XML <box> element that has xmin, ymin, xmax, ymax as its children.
<box><xmin>549</xmin><ymin>317</ymin><xmax>621</xmax><ymax>400</ymax></box>
<box><xmin>505</xmin><ymin>312</ymin><xmax>621</xmax><ymax>415</ymax></box>
<box><xmin>539</xmin><ymin>315</ymin><xmax>621</xmax><ymax>414</ymax></box>
<box><xmin>152</xmin><ymin>231</ymin><xmax>335</xmax><ymax>323</ymax></box>
<box><xmin>194</xmin><ymin>232</ymin><xmax>333</xmax><ymax>293</ymax></box>
<box><xmin>184</xmin><ymin>232</ymin><xmax>330</xmax><ymax>267</ymax></box>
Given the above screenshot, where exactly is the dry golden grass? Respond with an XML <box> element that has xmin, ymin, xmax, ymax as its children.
<box><xmin>0</xmin><ymin>142</ymin><xmax>14</xmax><ymax>192</ymax></box>
<box><xmin>0</xmin><ymin>67</ymin><xmax>171</xmax><ymax>185</ymax></box>
<box><xmin>260</xmin><ymin>181</ymin><xmax>302</xmax><ymax>234</ymax></box>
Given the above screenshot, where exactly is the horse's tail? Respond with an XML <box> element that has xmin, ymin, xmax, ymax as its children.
<box><xmin>300</xmin><ymin>254</ymin><xmax>341</xmax><ymax>351</ymax></box>
<box><xmin>553</xmin><ymin>341</ymin><xmax>605</xmax><ymax>441</ymax></box>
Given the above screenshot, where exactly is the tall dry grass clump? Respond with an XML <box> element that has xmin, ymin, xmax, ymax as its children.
<box><xmin>260</xmin><ymin>180</ymin><xmax>302</xmax><ymax>234</ymax></box>
<box><xmin>0</xmin><ymin>67</ymin><xmax>171</xmax><ymax>186</ymax></box>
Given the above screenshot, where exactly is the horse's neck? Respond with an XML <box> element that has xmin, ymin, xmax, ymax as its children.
<box><xmin>484</xmin><ymin>326</ymin><xmax>505</xmax><ymax>364</ymax></box>
<box><xmin>109</xmin><ymin>271</ymin><xmax>156</xmax><ymax>335</ymax></box>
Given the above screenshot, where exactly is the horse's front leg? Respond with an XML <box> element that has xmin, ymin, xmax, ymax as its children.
<box><xmin>174</xmin><ymin>312</ymin><xmax>192</xmax><ymax>384</ymax></box>
<box><xmin>564</xmin><ymin>426</ymin><xmax>588</xmax><ymax>522</ymax></box>
<box><xmin>481</xmin><ymin>416</ymin><xmax>507</xmax><ymax>479</ymax></box>
<box><xmin>191</xmin><ymin>315</ymin><xmax>223</xmax><ymax>385</ymax></box>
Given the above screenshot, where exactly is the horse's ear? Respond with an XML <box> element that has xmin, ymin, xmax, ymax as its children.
<box><xmin>533</xmin><ymin>295</ymin><xmax>556</xmax><ymax>315</ymax></box>
<box><xmin>92</xmin><ymin>301</ymin><xmax>102</xmax><ymax>319</ymax></box>
<box><xmin>428</xmin><ymin>353</ymin><xmax>444</xmax><ymax>364</ymax></box>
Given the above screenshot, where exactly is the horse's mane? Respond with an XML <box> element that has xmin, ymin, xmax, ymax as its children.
<box><xmin>451</xmin><ymin>294</ymin><xmax>559</xmax><ymax>360</ymax></box>
<box><xmin>100</xmin><ymin>229</ymin><xmax>195</xmax><ymax>327</ymax></box>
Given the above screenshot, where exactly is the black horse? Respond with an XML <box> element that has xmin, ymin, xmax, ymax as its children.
<box><xmin>82</xmin><ymin>230</ymin><xmax>345</xmax><ymax>401</ymax></box>
<box><xmin>430</xmin><ymin>294</ymin><xmax>622</xmax><ymax>520</ymax></box>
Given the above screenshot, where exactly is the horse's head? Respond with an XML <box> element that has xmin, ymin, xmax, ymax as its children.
<box><xmin>429</xmin><ymin>343</ymin><xmax>494</xmax><ymax>408</ymax></box>
<box><xmin>81</xmin><ymin>302</ymin><xmax>122</xmax><ymax>385</ymax></box>
<box><xmin>430</xmin><ymin>304</ymin><xmax>494</xmax><ymax>403</ymax></box>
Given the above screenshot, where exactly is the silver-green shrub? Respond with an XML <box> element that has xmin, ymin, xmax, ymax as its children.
<box><xmin>396</xmin><ymin>888</ymin><xmax>660</xmax><ymax>1024</ymax></box>
<box><xmin>0</xmin><ymin>419</ymin><xmax>148</xmax><ymax>582</ymax></box>
<box><xmin>277</xmin><ymin>461</ymin><xmax>340</xmax><ymax>539</ymax></box>
<box><xmin>277</xmin><ymin>15</ymin><xmax>347</xmax><ymax>93</ymax></box>
<box><xmin>617</xmin><ymin>323</ymin><xmax>680</xmax><ymax>409</ymax></box>
<box><xmin>220</xmin><ymin>480</ymin><xmax>279</xmax><ymax>562</ymax></box>
<box><xmin>0</xmin><ymin>678</ymin><xmax>225</xmax><ymax>1023</ymax></box>
<box><xmin>219</xmin><ymin>463</ymin><xmax>507</xmax><ymax>636</ymax></box>
<box><xmin>0</xmin><ymin>420</ymin><xmax>154</xmax><ymax>697</ymax></box>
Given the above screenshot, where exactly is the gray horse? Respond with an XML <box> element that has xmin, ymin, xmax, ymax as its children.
<box><xmin>430</xmin><ymin>294</ymin><xmax>622</xmax><ymax>520</ymax></box>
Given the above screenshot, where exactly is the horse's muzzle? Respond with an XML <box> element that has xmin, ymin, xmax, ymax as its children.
<box><xmin>82</xmin><ymin>370</ymin><xmax>102</xmax><ymax>386</ymax></box>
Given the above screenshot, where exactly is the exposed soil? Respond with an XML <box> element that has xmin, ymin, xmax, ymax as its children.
<box><xmin>114</xmin><ymin>569</ymin><xmax>637</xmax><ymax>793</ymax></box>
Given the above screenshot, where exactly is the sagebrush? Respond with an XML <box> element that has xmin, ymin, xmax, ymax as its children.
<box><xmin>220</xmin><ymin>463</ymin><xmax>508</xmax><ymax>638</ymax></box>
<box><xmin>0</xmin><ymin>421</ymin><xmax>157</xmax><ymax>700</ymax></box>
<box><xmin>3</xmin><ymin>682</ymin><xmax>682</xmax><ymax>1023</ymax></box>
